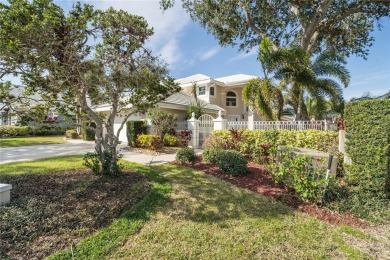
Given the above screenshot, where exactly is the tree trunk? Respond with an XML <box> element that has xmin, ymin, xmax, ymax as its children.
<box><xmin>99</xmin><ymin>119</ymin><xmax>120</xmax><ymax>175</ymax></box>
<box><xmin>295</xmin><ymin>86</ymin><xmax>309</xmax><ymax>121</ymax></box>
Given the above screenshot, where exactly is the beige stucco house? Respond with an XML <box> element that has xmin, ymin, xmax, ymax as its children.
<box><xmin>176</xmin><ymin>73</ymin><xmax>263</xmax><ymax>122</ymax></box>
<box><xmin>95</xmin><ymin>73</ymin><xmax>262</xmax><ymax>143</ymax></box>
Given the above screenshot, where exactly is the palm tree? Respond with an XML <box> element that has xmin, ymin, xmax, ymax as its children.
<box><xmin>265</xmin><ymin>40</ymin><xmax>349</xmax><ymax>120</ymax></box>
<box><xmin>242</xmin><ymin>78</ymin><xmax>284</xmax><ymax>121</ymax></box>
<box><xmin>242</xmin><ymin>38</ymin><xmax>284</xmax><ymax>121</ymax></box>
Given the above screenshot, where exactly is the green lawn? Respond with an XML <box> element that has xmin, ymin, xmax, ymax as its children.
<box><xmin>0</xmin><ymin>155</ymin><xmax>85</xmax><ymax>176</ymax></box>
<box><xmin>1</xmin><ymin>157</ymin><xmax>385</xmax><ymax>259</ymax></box>
<box><xmin>0</xmin><ymin>136</ymin><xmax>66</xmax><ymax>147</ymax></box>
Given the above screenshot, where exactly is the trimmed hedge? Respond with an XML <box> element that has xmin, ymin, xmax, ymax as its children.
<box><xmin>345</xmin><ymin>99</ymin><xmax>390</xmax><ymax>196</ymax></box>
<box><xmin>127</xmin><ymin>121</ymin><xmax>147</xmax><ymax>147</ymax></box>
<box><xmin>0</xmin><ymin>125</ymin><xmax>68</xmax><ymax>138</ymax></box>
<box><xmin>210</xmin><ymin>129</ymin><xmax>339</xmax><ymax>155</ymax></box>
<box><xmin>0</xmin><ymin>126</ymin><xmax>30</xmax><ymax>138</ymax></box>
<box><xmin>81</xmin><ymin>122</ymin><xmax>96</xmax><ymax>141</ymax></box>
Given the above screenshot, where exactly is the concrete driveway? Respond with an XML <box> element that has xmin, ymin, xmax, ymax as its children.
<box><xmin>0</xmin><ymin>141</ymin><xmax>95</xmax><ymax>164</ymax></box>
<box><xmin>0</xmin><ymin>140</ymin><xmax>178</xmax><ymax>165</ymax></box>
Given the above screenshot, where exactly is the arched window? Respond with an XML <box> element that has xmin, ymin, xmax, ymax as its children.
<box><xmin>226</xmin><ymin>91</ymin><xmax>237</xmax><ymax>106</ymax></box>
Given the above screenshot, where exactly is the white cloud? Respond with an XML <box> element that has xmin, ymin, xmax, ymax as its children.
<box><xmin>85</xmin><ymin>0</ymin><xmax>191</xmax><ymax>67</ymax></box>
<box><xmin>349</xmin><ymin>69</ymin><xmax>390</xmax><ymax>87</ymax></box>
<box><xmin>159</xmin><ymin>38</ymin><xmax>182</xmax><ymax>66</ymax></box>
<box><xmin>229</xmin><ymin>48</ymin><xmax>258</xmax><ymax>62</ymax></box>
<box><xmin>199</xmin><ymin>47</ymin><xmax>220</xmax><ymax>61</ymax></box>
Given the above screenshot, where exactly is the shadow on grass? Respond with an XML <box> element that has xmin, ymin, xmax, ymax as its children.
<box><xmin>48</xmin><ymin>162</ymin><xmax>172</xmax><ymax>259</ymax></box>
<box><xmin>154</xmin><ymin>164</ymin><xmax>294</xmax><ymax>224</ymax></box>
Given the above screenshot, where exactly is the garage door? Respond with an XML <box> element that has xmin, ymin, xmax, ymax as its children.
<box><xmin>113</xmin><ymin>114</ymin><xmax>147</xmax><ymax>143</ymax></box>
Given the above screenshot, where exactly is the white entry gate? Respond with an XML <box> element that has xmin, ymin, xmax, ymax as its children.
<box><xmin>198</xmin><ymin>114</ymin><xmax>214</xmax><ymax>147</ymax></box>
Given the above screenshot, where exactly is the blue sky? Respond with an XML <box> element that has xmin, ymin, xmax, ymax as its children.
<box><xmin>6</xmin><ymin>0</ymin><xmax>390</xmax><ymax>101</ymax></box>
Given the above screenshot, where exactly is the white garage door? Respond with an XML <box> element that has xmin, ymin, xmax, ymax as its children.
<box><xmin>113</xmin><ymin>114</ymin><xmax>146</xmax><ymax>143</ymax></box>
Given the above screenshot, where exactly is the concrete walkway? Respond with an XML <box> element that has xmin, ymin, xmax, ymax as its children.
<box><xmin>0</xmin><ymin>139</ymin><xmax>180</xmax><ymax>165</ymax></box>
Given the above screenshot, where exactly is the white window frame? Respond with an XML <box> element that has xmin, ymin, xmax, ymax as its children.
<box><xmin>198</xmin><ymin>86</ymin><xmax>206</xmax><ymax>96</ymax></box>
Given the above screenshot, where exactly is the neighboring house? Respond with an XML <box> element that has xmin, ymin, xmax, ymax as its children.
<box><xmin>0</xmin><ymin>109</ymin><xmax>18</xmax><ymax>126</ymax></box>
<box><xmin>176</xmin><ymin>74</ymin><xmax>262</xmax><ymax>122</ymax></box>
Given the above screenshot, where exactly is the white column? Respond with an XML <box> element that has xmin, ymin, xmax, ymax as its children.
<box><xmin>187</xmin><ymin>112</ymin><xmax>199</xmax><ymax>148</ymax></box>
<box><xmin>248</xmin><ymin>109</ymin><xmax>254</xmax><ymax>130</ymax></box>
<box><xmin>339</xmin><ymin>129</ymin><xmax>351</xmax><ymax>164</ymax></box>
<box><xmin>213</xmin><ymin>110</ymin><xmax>226</xmax><ymax>130</ymax></box>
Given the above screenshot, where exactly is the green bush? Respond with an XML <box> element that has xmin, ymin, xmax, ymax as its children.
<box><xmin>215</xmin><ymin>150</ymin><xmax>248</xmax><ymax>176</ymax></box>
<box><xmin>147</xmin><ymin>110</ymin><xmax>178</xmax><ymax>136</ymax></box>
<box><xmin>0</xmin><ymin>125</ymin><xmax>68</xmax><ymax>138</ymax></box>
<box><xmin>30</xmin><ymin>125</ymin><xmax>68</xmax><ymax>136</ymax></box>
<box><xmin>0</xmin><ymin>126</ymin><xmax>30</xmax><ymax>138</ymax></box>
<box><xmin>269</xmin><ymin>151</ymin><xmax>332</xmax><ymax>202</ymax></box>
<box><xmin>163</xmin><ymin>134</ymin><xmax>179</xmax><ymax>147</ymax></box>
<box><xmin>202</xmin><ymin>147</ymin><xmax>222</xmax><ymax>163</ymax></box>
<box><xmin>328</xmin><ymin>99</ymin><xmax>390</xmax><ymax>223</ymax></box>
<box><xmin>175</xmin><ymin>147</ymin><xmax>196</xmax><ymax>163</ymax></box>
<box><xmin>65</xmin><ymin>130</ymin><xmax>78</xmax><ymax>139</ymax></box>
<box><xmin>345</xmin><ymin>99</ymin><xmax>390</xmax><ymax>196</ymax></box>
<box><xmin>83</xmin><ymin>151</ymin><xmax>123</xmax><ymax>175</ymax></box>
<box><xmin>211</xmin><ymin>129</ymin><xmax>338</xmax><ymax>155</ymax></box>
<box><xmin>127</xmin><ymin>121</ymin><xmax>147</xmax><ymax>147</ymax></box>
<box><xmin>136</xmin><ymin>134</ymin><xmax>163</xmax><ymax>150</ymax></box>
<box><xmin>81</xmin><ymin>122</ymin><xmax>96</xmax><ymax>141</ymax></box>
<box><xmin>208</xmin><ymin>129</ymin><xmax>342</xmax><ymax>173</ymax></box>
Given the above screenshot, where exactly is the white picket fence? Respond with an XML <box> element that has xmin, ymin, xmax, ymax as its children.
<box><xmin>227</xmin><ymin>121</ymin><xmax>248</xmax><ymax>130</ymax></box>
<box><xmin>253</xmin><ymin>120</ymin><xmax>326</xmax><ymax>131</ymax></box>
<box><xmin>173</xmin><ymin>121</ymin><xmax>188</xmax><ymax>131</ymax></box>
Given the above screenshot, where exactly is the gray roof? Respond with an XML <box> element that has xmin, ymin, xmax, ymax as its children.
<box><xmin>161</xmin><ymin>92</ymin><xmax>225</xmax><ymax>112</ymax></box>
<box><xmin>93</xmin><ymin>92</ymin><xmax>225</xmax><ymax>112</ymax></box>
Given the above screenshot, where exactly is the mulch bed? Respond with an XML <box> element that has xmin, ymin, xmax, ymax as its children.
<box><xmin>173</xmin><ymin>156</ymin><xmax>367</xmax><ymax>228</ymax></box>
<box><xmin>122</xmin><ymin>146</ymin><xmax>182</xmax><ymax>156</ymax></box>
<box><xmin>0</xmin><ymin>169</ymin><xmax>150</xmax><ymax>260</ymax></box>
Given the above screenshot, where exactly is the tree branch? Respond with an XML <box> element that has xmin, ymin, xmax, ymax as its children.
<box><xmin>237</xmin><ymin>0</ymin><xmax>278</xmax><ymax>51</ymax></box>
<box><xmin>301</xmin><ymin>0</ymin><xmax>334</xmax><ymax>51</ymax></box>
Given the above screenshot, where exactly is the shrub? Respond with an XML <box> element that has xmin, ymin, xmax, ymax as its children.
<box><xmin>202</xmin><ymin>147</ymin><xmax>222</xmax><ymax>163</ymax></box>
<box><xmin>0</xmin><ymin>125</ymin><xmax>69</xmax><ymax>138</ymax></box>
<box><xmin>81</xmin><ymin>122</ymin><xmax>96</xmax><ymax>141</ymax></box>
<box><xmin>211</xmin><ymin>129</ymin><xmax>338</xmax><ymax>155</ymax></box>
<box><xmin>136</xmin><ymin>134</ymin><xmax>163</xmax><ymax>150</ymax></box>
<box><xmin>215</xmin><ymin>150</ymin><xmax>248</xmax><ymax>176</ymax></box>
<box><xmin>209</xmin><ymin>129</ymin><xmax>342</xmax><ymax>174</ymax></box>
<box><xmin>0</xmin><ymin>126</ymin><xmax>30</xmax><ymax>138</ymax></box>
<box><xmin>163</xmin><ymin>134</ymin><xmax>179</xmax><ymax>146</ymax></box>
<box><xmin>30</xmin><ymin>125</ymin><xmax>68</xmax><ymax>136</ymax></box>
<box><xmin>269</xmin><ymin>151</ymin><xmax>332</xmax><ymax>202</ymax></box>
<box><xmin>327</xmin><ymin>98</ymin><xmax>390</xmax><ymax>222</ymax></box>
<box><xmin>345</xmin><ymin>99</ymin><xmax>390</xmax><ymax>196</ymax></box>
<box><xmin>83</xmin><ymin>152</ymin><xmax>123</xmax><ymax>175</ymax></box>
<box><xmin>126</xmin><ymin>121</ymin><xmax>147</xmax><ymax>147</ymax></box>
<box><xmin>65</xmin><ymin>129</ymin><xmax>78</xmax><ymax>139</ymax></box>
<box><xmin>147</xmin><ymin>110</ymin><xmax>178</xmax><ymax>136</ymax></box>
<box><xmin>175</xmin><ymin>147</ymin><xmax>196</xmax><ymax>163</ymax></box>
<box><xmin>178</xmin><ymin>130</ymin><xmax>192</xmax><ymax>146</ymax></box>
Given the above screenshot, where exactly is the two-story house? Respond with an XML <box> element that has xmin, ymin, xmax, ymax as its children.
<box><xmin>96</xmin><ymin>73</ymin><xmax>263</xmax><ymax>143</ymax></box>
<box><xmin>176</xmin><ymin>73</ymin><xmax>263</xmax><ymax>121</ymax></box>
